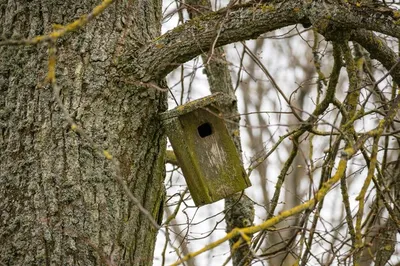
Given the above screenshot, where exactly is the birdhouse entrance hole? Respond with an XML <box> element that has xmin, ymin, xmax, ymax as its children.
<box><xmin>198</xmin><ymin>122</ymin><xmax>213</xmax><ymax>138</ymax></box>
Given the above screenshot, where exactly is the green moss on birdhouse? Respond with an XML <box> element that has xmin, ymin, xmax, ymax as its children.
<box><xmin>161</xmin><ymin>93</ymin><xmax>251</xmax><ymax>206</ymax></box>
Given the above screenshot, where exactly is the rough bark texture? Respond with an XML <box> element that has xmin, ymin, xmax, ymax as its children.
<box><xmin>0</xmin><ymin>0</ymin><xmax>166</xmax><ymax>265</ymax></box>
<box><xmin>129</xmin><ymin>0</ymin><xmax>400</xmax><ymax>81</ymax></box>
<box><xmin>350</xmin><ymin>29</ymin><xmax>400</xmax><ymax>84</ymax></box>
<box><xmin>130</xmin><ymin>0</ymin><xmax>305</xmax><ymax>81</ymax></box>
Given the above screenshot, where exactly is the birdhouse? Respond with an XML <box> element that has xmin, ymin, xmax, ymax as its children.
<box><xmin>161</xmin><ymin>93</ymin><xmax>251</xmax><ymax>206</ymax></box>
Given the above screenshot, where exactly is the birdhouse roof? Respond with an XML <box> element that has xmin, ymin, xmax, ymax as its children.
<box><xmin>160</xmin><ymin>92</ymin><xmax>235</xmax><ymax>120</ymax></box>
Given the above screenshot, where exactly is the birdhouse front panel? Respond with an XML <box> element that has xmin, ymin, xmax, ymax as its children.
<box><xmin>177</xmin><ymin>107</ymin><xmax>250</xmax><ymax>205</ymax></box>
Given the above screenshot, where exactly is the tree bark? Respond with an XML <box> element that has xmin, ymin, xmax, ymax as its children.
<box><xmin>0</xmin><ymin>0</ymin><xmax>166</xmax><ymax>265</ymax></box>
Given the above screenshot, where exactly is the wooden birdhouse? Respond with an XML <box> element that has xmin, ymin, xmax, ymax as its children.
<box><xmin>161</xmin><ymin>93</ymin><xmax>251</xmax><ymax>206</ymax></box>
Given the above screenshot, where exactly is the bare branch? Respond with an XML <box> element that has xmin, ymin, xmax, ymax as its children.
<box><xmin>129</xmin><ymin>1</ymin><xmax>400</xmax><ymax>81</ymax></box>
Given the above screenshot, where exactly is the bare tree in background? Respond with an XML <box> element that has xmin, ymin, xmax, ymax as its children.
<box><xmin>1</xmin><ymin>0</ymin><xmax>400</xmax><ymax>265</ymax></box>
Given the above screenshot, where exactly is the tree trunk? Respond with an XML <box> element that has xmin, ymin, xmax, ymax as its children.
<box><xmin>0</xmin><ymin>0</ymin><xmax>166</xmax><ymax>265</ymax></box>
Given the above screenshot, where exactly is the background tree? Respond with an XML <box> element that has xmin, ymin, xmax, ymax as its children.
<box><xmin>1</xmin><ymin>0</ymin><xmax>400</xmax><ymax>266</ymax></box>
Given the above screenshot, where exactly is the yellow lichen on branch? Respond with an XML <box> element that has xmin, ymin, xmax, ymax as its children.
<box><xmin>0</xmin><ymin>0</ymin><xmax>114</xmax><ymax>46</ymax></box>
<box><xmin>171</xmin><ymin>155</ymin><xmax>350</xmax><ymax>266</ymax></box>
<box><xmin>1</xmin><ymin>0</ymin><xmax>162</xmax><ymax>232</ymax></box>
<box><xmin>352</xmin><ymin>101</ymin><xmax>400</xmax><ymax>264</ymax></box>
<box><xmin>172</xmin><ymin>98</ymin><xmax>400</xmax><ymax>265</ymax></box>
<box><xmin>46</xmin><ymin>42</ymin><xmax>57</xmax><ymax>84</ymax></box>
<box><xmin>103</xmin><ymin>150</ymin><xmax>113</xmax><ymax>160</ymax></box>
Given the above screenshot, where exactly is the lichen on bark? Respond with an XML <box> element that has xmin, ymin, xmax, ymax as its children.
<box><xmin>0</xmin><ymin>0</ymin><xmax>166</xmax><ymax>265</ymax></box>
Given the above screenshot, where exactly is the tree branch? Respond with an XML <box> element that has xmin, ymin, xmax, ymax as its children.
<box><xmin>350</xmin><ymin>29</ymin><xmax>400</xmax><ymax>84</ymax></box>
<box><xmin>307</xmin><ymin>1</ymin><xmax>400</xmax><ymax>40</ymax></box>
<box><xmin>128</xmin><ymin>1</ymin><xmax>400</xmax><ymax>81</ymax></box>
<box><xmin>127</xmin><ymin>0</ymin><xmax>305</xmax><ymax>81</ymax></box>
